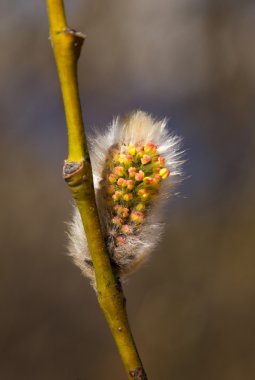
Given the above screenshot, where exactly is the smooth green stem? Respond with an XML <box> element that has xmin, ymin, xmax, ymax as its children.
<box><xmin>47</xmin><ymin>0</ymin><xmax>86</xmax><ymax>162</ymax></box>
<box><xmin>46</xmin><ymin>1</ymin><xmax>147</xmax><ymax>379</ymax></box>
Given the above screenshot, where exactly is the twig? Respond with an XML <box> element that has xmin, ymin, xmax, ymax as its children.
<box><xmin>45</xmin><ymin>1</ymin><xmax>147</xmax><ymax>379</ymax></box>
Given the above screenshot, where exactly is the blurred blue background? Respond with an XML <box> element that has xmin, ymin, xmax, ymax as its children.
<box><xmin>0</xmin><ymin>1</ymin><xmax>255</xmax><ymax>379</ymax></box>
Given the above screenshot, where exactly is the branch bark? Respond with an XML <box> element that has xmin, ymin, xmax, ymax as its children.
<box><xmin>46</xmin><ymin>1</ymin><xmax>147</xmax><ymax>379</ymax></box>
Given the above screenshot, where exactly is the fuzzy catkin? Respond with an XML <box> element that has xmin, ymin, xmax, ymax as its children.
<box><xmin>67</xmin><ymin>111</ymin><xmax>184</xmax><ymax>286</ymax></box>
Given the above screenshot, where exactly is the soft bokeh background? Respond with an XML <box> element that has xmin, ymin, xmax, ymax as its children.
<box><xmin>1</xmin><ymin>1</ymin><xmax>255</xmax><ymax>379</ymax></box>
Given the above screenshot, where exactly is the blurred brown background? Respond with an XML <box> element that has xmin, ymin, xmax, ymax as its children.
<box><xmin>1</xmin><ymin>0</ymin><xmax>255</xmax><ymax>379</ymax></box>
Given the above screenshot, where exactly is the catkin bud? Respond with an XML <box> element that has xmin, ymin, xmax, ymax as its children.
<box><xmin>67</xmin><ymin>111</ymin><xmax>184</xmax><ymax>288</ymax></box>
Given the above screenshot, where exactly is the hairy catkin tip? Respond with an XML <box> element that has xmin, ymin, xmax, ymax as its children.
<box><xmin>67</xmin><ymin>111</ymin><xmax>184</xmax><ymax>285</ymax></box>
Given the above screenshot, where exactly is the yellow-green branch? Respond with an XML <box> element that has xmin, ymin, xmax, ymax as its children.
<box><xmin>46</xmin><ymin>1</ymin><xmax>147</xmax><ymax>379</ymax></box>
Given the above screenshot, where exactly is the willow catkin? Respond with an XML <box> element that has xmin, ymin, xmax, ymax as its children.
<box><xmin>67</xmin><ymin>111</ymin><xmax>184</xmax><ymax>287</ymax></box>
